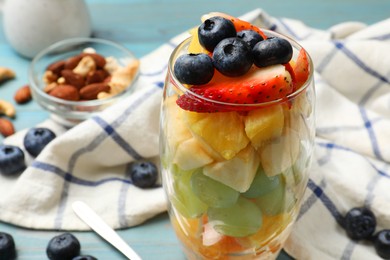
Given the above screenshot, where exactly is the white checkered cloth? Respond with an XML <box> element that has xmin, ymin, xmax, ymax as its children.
<box><xmin>1</xmin><ymin>8</ymin><xmax>390</xmax><ymax>260</ymax></box>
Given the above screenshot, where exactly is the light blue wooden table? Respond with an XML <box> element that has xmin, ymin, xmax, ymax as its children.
<box><xmin>0</xmin><ymin>0</ymin><xmax>389</xmax><ymax>259</ymax></box>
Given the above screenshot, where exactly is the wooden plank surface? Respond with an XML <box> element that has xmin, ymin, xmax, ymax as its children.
<box><xmin>0</xmin><ymin>0</ymin><xmax>389</xmax><ymax>259</ymax></box>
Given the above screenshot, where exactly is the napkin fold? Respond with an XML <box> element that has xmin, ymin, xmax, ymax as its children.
<box><xmin>1</xmin><ymin>8</ymin><xmax>390</xmax><ymax>260</ymax></box>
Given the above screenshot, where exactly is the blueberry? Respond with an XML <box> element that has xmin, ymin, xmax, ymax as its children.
<box><xmin>72</xmin><ymin>256</ymin><xmax>97</xmax><ymax>260</ymax></box>
<box><xmin>212</xmin><ymin>37</ymin><xmax>253</xmax><ymax>77</ymax></box>
<box><xmin>174</xmin><ymin>53</ymin><xmax>214</xmax><ymax>85</ymax></box>
<box><xmin>129</xmin><ymin>161</ymin><xmax>158</xmax><ymax>188</ymax></box>
<box><xmin>237</xmin><ymin>30</ymin><xmax>264</xmax><ymax>49</ymax></box>
<box><xmin>0</xmin><ymin>145</ymin><xmax>26</xmax><ymax>176</ymax></box>
<box><xmin>344</xmin><ymin>207</ymin><xmax>376</xmax><ymax>240</ymax></box>
<box><xmin>198</xmin><ymin>16</ymin><xmax>236</xmax><ymax>52</ymax></box>
<box><xmin>374</xmin><ymin>230</ymin><xmax>390</xmax><ymax>259</ymax></box>
<box><xmin>0</xmin><ymin>232</ymin><xmax>16</xmax><ymax>260</ymax></box>
<box><xmin>252</xmin><ymin>37</ymin><xmax>293</xmax><ymax>67</ymax></box>
<box><xmin>23</xmin><ymin>127</ymin><xmax>56</xmax><ymax>157</ymax></box>
<box><xmin>46</xmin><ymin>232</ymin><xmax>81</xmax><ymax>260</ymax></box>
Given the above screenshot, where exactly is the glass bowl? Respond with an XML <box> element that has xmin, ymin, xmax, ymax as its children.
<box><xmin>29</xmin><ymin>37</ymin><xmax>139</xmax><ymax>127</ymax></box>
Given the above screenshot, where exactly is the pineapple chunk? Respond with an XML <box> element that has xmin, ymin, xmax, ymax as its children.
<box><xmin>165</xmin><ymin>96</ymin><xmax>193</xmax><ymax>152</ymax></box>
<box><xmin>203</xmin><ymin>145</ymin><xmax>260</xmax><ymax>192</ymax></box>
<box><xmin>173</xmin><ymin>138</ymin><xmax>214</xmax><ymax>170</ymax></box>
<box><xmin>188</xmin><ymin>27</ymin><xmax>208</xmax><ymax>54</ymax></box>
<box><xmin>184</xmin><ymin>111</ymin><xmax>250</xmax><ymax>160</ymax></box>
<box><xmin>260</xmin><ymin>129</ymin><xmax>300</xmax><ymax>176</ymax></box>
<box><xmin>244</xmin><ymin>105</ymin><xmax>284</xmax><ymax>149</ymax></box>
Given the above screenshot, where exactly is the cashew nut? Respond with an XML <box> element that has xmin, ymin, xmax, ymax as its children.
<box><xmin>104</xmin><ymin>56</ymin><xmax>120</xmax><ymax>75</ymax></box>
<box><xmin>73</xmin><ymin>56</ymin><xmax>96</xmax><ymax>77</ymax></box>
<box><xmin>83</xmin><ymin>47</ymin><xmax>96</xmax><ymax>54</ymax></box>
<box><xmin>0</xmin><ymin>99</ymin><xmax>16</xmax><ymax>118</ymax></box>
<box><xmin>97</xmin><ymin>60</ymin><xmax>139</xmax><ymax>99</ymax></box>
<box><xmin>57</xmin><ymin>77</ymin><xmax>66</xmax><ymax>84</ymax></box>
<box><xmin>43</xmin><ymin>70</ymin><xmax>57</xmax><ymax>84</ymax></box>
<box><xmin>44</xmin><ymin>82</ymin><xmax>58</xmax><ymax>93</ymax></box>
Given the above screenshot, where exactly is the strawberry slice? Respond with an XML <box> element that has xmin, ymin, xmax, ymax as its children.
<box><xmin>293</xmin><ymin>48</ymin><xmax>310</xmax><ymax>89</ymax></box>
<box><xmin>176</xmin><ymin>65</ymin><xmax>293</xmax><ymax>113</ymax></box>
<box><xmin>202</xmin><ymin>12</ymin><xmax>267</xmax><ymax>39</ymax></box>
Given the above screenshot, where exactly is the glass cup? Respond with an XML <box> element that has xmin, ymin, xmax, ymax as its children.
<box><xmin>160</xmin><ymin>30</ymin><xmax>315</xmax><ymax>259</ymax></box>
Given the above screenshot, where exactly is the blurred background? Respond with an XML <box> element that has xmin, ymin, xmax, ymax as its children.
<box><xmin>0</xmin><ymin>0</ymin><xmax>389</xmax><ymax>259</ymax></box>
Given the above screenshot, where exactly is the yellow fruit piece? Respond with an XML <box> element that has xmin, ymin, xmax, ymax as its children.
<box><xmin>260</xmin><ymin>129</ymin><xmax>300</xmax><ymax>176</ymax></box>
<box><xmin>203</xmin><ymin>145</ymin><xmax>260</xmax><ymax>192</ymax></box>
<box><xmin>237</xmin><ymin>213</ymin><xmax>291</xmax><ymax>249</ymax></box>
<box><xmin>173</xmin><ymin>138</ymin><xmax>214</xmax><ymax>170</ymax></box>
<box><xmin>188</xmin><ymin>27</ymin><xmax>208</xmax><ymax>54</ymax></box>
<box><xmin>184</xmin><ymin>111</ymin><xmax>249</xmax><ymax>160</ymax></box>
<box><xmin>244</xmin><ymin>105</ymin><xmax>284</xmax><ymax>149</ymax></box>
<box><xmin>164</xmin><ymin>96</ymin><xmax>193</xmax><ymax>153</ymax></box>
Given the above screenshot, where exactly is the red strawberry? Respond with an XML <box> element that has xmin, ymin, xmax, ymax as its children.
<box><xmin>202</xmin><ymin>12</ymin><xmax>267</xmax><ymax>39</ymax></box>
<box><xmin>176</xmin><ymin>65</ymin><xmax>293</xmax><ymax>113</ymax></box>
<box><xmin>293</xmin><ymin>48</ymin><xmax>310</xmax><ymax>88</ymax></box>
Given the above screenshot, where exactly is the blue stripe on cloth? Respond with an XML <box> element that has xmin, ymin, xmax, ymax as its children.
<box><xmin>31</xmin><ymin>161</ymin><xmax>131</xmax><ymax>186</ymax></box>
<box><xmin>275</xmin><ymin>18</ymin><xmax>300</xmax><ymax>40</ymax></box>
<box><xmin>118</xmin><ymin>163</ymin><xmax>133</xmax><ymax>227</ymax></box>
<box><xmin>297</xmin><ymin>178</ymin><xmax>326</xmax><ymax>221</ymax></box>
<box><xmin>92</xmin><ymin>116</ymin><xmax>143</xmax><ymax>160</ymax></box>
<box><xmin>334</xmin><ymin>41</ymin><xmax>390</xmax><ymax>84</ymax></box>
<box><xmin>306</xmin><ymin>178</ymin><xmax>345</xmax><ymax>226</ymax></box>
<box><xmin>316</xmin><ymin>46</ymin><xmax>339</xmax><ymax>73</ymax></box>
<box><xmin>370</xmin><ymin>33</ymin><xmax>390</xmax><ymax>41</ymax></box>
<box><xmin>53</xmin><ymin>85</ymin><xmax>161</xmax><ymax>229</ymax></box>
<box><xmin>155</xmin><ymin>81</ymin><xmax>164</xmax><ymax>88</ymax></box>
<box><xmin>316</xmin><ymin>141</ymin><xmax>390</xmax><ymax>178</ymax></box>
<box><xmin>358</xmin><ymin>106</ymin><xmax>384</xmax><ymax>160</ymax></box>
<box><xmin>341</xmin><ymin>240</ymin><xmax>357</xmax><ymax>260</ymax></box>
<box><xmin>358</xmin><ymin>71</ymin><xmax>390</xmax><ymax>106</ymax></box>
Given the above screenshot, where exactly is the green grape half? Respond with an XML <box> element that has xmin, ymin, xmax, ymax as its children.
<box><xmin>254</xmin><ymin>179</ymin><xmax>296</xmax><ymax>216</ymax></box>
<box><xmin>242</xmin><ymin>167</ymin><xmax>281</xmax><ymax>199</ymax></box>
<box><xmin>190</xmin><ymin>169</ymin><xmax>239</xmax><ymax>208</ymax></box>
<box><xmin>208</xmin><ymin>197</ymin><xmax>263</xmax><ymax>237</ymax></box>
<box><xmin>171</xmin><ymin>166</ymin><xmax>208</xmax><ymax>218</ymax></box>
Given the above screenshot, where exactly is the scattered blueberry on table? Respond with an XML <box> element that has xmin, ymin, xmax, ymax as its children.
<box><xmin>46</xmin><ymin>232</ymin><xmax>81</xmax><ymax>260</ymax></box>
<box><xmin>129</xmin><ymin>161</ymin><xmax>158</xmax><ymax>188</ymax></box>
<box><xmin>344</xmin><ymin>207</ymin><xmax>376</xmax><ymax>240</ymax></box>
<box><xmin>341</xmin><ymin>207</ymin><xmax>390</xmax><ymax>259</ymax></box>
<box><xmin>0</xmin><ymin>232</ymin><xmax>16</xmax><ymax>260</ymax></box>
<box><xmin>23</xmin><ymin>127</ymin><xmax>56</xmax><ymax>157</ymax></box>
<box><xmin>374</xmin><ymin>229</ymin><xmax>390</xmax><ymax>259</ymax></box>
<box><xmin>0</xmin><ymin>144</ymin><xmax>26</xmax><ymax>176</ymax></box>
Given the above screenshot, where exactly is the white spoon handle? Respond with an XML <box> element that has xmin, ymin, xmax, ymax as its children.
<box><xmin>72</xmin><ymin>201</ymin><xmax>142</xmax><ymax>260</ymax></box>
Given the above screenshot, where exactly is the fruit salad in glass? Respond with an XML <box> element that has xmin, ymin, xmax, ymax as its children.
<box><xmin>160</xmin><ymin>12</ymin><xmax>315</xmax><ymax>259</ymax></box>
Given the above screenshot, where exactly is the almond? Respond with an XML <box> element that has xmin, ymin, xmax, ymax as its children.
<box><xmin>46</xmin><ymin>60</ymin><xmax>65</xmax><ymax>76</ymax></box>
<box><xmin>64</xmin><ymin>54</ymin><xmax>83</xmax><ymax>70</ymax></box>
<box><xmin>80</xmin><ymin>83</ymin><xmax>110</xmax><ymax>100</ymax></box>
<box><xmin>61</xmin><ymin>70</ymin><xmax>85</xmax><ymax>89</ymax></box>
<box><xmin>86</xmin><ymin>69</ymin><xmax>109</xmax><ymax>85</ymax></box>
<box><xmin>49</xmin><ymin>84</ymin><xmax>80</xmax><ymax>101</ymax></box>
<box><xmin>14</xmin><ymin>85</ymin><xmax>32</xmax><ymax>104</ymax></box>
<box><xmin>0</xmin><ymin>118</ymin><xmax>15</xmax><ymax>137</ymax></box>
<box><xmin>0</xmin><ymin>67</ymin><xmax>15</xmax><ymax>83</ymax></box>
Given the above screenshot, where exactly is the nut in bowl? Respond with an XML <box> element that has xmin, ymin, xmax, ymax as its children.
<box><xmin>29</xmin><ymin>38</ymin><xmax>140</xmax><ymax>127</ymax></box>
